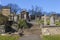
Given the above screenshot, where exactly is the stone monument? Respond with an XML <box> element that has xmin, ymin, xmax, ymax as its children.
<box><xmin>0</xmin><ymin>25</ymin><xmax>5</xmax><ymax>34</ymax></box>
<box><xmin>44</xmin><ymin>14</ymin><xmax>47</xmax><ymax>26</ymax></box>
<box><xmin>50</xmin><ymin>16</ymin><xmax>55</xmax><ymax>25</ymax></box>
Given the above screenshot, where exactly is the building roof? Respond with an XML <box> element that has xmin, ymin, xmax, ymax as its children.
<box><xmin>2</xmin><ymin>6</ymin><xmax>10</xmax><ymax>9</ymax></box>
<box><xmin>50</xmin><ymin>14</ymin><xmax>60</xmax><ymax>16</ymax></box>
<box><xmin>21</xmin><ymin>10</ymin><xmax>29</xmax><ymax>14</ymax></box>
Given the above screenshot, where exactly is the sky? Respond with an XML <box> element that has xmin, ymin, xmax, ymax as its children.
<box><xmin>0</xmin><ymin>0</ymin><xmax>60</xmax><ymax>13</ymax></box>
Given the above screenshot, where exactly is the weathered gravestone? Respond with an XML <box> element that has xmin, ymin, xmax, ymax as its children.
<box><xmin>44</xmin><ymin>14</ymin><xmax>47</xmax><ymax>26</ymax></box>
<box><xmin>0</xmin><ymin>25</ymin><xmax>5</xmax><ymax>34</ymax></box>
<box><xmin>50</xmin><ymin>16</ymin><xmax>55</xmax><ymax>26</ymax></box>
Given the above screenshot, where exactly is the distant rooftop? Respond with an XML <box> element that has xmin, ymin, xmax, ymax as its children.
<box><xmin>2</xmin><ymin>6</ymin><xmax>10</xmax><ymax>9</ymax></box>
<box><xmin>50</xmin><ymin>14</ymin><xmax>60</xmax><ymax>16</ymax></box>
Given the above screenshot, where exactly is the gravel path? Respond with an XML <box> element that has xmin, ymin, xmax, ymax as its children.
<box><xmin>19</xmin><ymin>21</ymin><xmax>41</xmax><ymax>40</ymax></box>
<box><xmin>19</xmin><ymin>35</ymin><xmax>41</xmax><ymax>40</ymax></box>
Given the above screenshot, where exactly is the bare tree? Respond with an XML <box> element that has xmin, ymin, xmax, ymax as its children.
<box><xmin>7</xmin><ymin>4</ymin><xmax>22</xmax><ymax>14</ymax></box>
<box><xmin>6</xmin><ymin>4</ymin><xmax>22</xmax><ymax>22</ymax></box>
<box><xmin>28</xmin><ymin>5</ymin><xmax>42</xmax><ymax>20</ymax></box>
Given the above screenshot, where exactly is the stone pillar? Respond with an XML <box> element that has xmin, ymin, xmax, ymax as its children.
<box><xmin>50</xmin><ymin>16</ymin><xmax>55</xmax><ymax>25</ymax></box>
<box><xmin>14</xmin><ymin>15</ymin><xmax>18</xmax><ymax>22</ymax></box>
<box><xmin>44</xmin><ymin>14</ymin><xmax>47</xmax><ymax>25</ymax></box>
<box><xmin>24</xmin><ymin>14</ymin><xmax>26</xmax><ymax>20</ymax></box>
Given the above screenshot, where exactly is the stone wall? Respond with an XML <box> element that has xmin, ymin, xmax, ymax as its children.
<box><xmin>42</xmin><ymin>26</ymin><xmax>60</xmax><ymax>35</ymax></box>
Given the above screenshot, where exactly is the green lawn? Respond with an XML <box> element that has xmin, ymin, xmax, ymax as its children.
<box><xmin>0</xmin><ymin>35</ymin><xmax>20</xmax><ymax>40</ymax></box>
<box><xmin>43</xmin><ymin>35</ymin><xmax>60</xmax><ymax>40</ymax></box>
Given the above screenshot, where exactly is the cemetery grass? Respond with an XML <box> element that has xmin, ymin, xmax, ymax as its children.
<box><xmin>0</xmin><ymin>35</ymin><xmax>20</xmax><ymax>40</ymax></box>
<box><xmin>43</xmin><ymin>35</ymin><xmax>60</xmax><ymax>40</ymax></box>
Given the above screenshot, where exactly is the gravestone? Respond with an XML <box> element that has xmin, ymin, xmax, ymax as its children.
<box><xmin>50</xmin><ymin>16</ymin><xmax>55</xmax><ymax>25</ymax></box>
<box><xmin>14</xmin><ymin>15</ymin><xmax>18</xmax><ymax>22</ymax></box>
<box><xmin>0</xmin><ymin>25</ymin><xmax>5</xmax><ymax>34</ymax></box>
<box><xmin>44</xmin><ymin>14</ymin><xmax>47</xmax><ymax>26</ymax></box>
<box><xmin>21</xmin><ymin>10</ymin><xmax>29</xmax><ymax>21</ymax></box>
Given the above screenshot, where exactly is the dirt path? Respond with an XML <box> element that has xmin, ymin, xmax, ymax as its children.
<box><xmin>19</xmin><ymin>34</ymin><xmax>41</xmax><ymax>40</ymax></box>
<box><xmin>19</xmin><ymin>21</ymin><xmax>42</xmax><ymax>40</ymax></box>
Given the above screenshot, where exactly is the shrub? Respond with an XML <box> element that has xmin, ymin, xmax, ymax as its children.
<box><xmin>18</xmin><ymin>19</ymin><xmax>28</xmax><ymax>29</ymax></box>
<box><xmin>47</xmin><ymin>20</ymin><xmax>50</xmax><ymax>25</ymax></box>
<box><xmin>36</xmin><ymin>19</ymin><xmax>44</xmax><ymax>25</ymax></box>
<box><xmin>55</xmin><ymin>21</ymin><xmax>60</xmax><ymax>26</ymax></box>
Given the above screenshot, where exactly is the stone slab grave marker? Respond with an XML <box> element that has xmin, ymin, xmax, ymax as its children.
<box><xmin>0</xmin><ymin>25</ymin><xmax>5</xmax><ymax>34</ymax></box>
<box><xmin>50</xmin><ymin>15</ymin><xmax>55</xmax><ymax>26</ymax></box>
<box><xmin>44</xmin><ymin>14</ymin><xmax>47</xmax><ymax>26</ymax></box>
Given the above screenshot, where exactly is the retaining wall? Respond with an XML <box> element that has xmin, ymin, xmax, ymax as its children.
<box><xmin>42</xmin><ymin>26</ymin><xmax>60</xmax><ymax>35</ymax></box>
